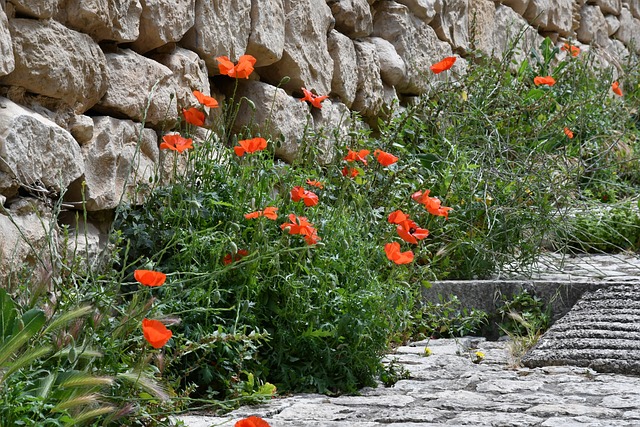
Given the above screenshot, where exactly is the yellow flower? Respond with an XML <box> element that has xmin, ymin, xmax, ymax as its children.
<box><xmin>424</xmin><ymin>347</ymin><xmax>432</xmax><ymax>357</ymax></box>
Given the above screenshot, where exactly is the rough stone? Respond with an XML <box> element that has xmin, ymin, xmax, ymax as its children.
<box><xmin>366</xmin><ymin>37</ymin><xmax>406</xmax><ymax>87</ymax></box>
<box><xmin>492</xmin><ymin>5</ymin><xmax>544</xmax><ymax>63</ymax></box>
<box><xmin>0</xmin><ymin>7</ymin><xmax>14</xmax><ymax>77</ymax></box>
<box><xmin>94</xmin><ymin>48</ymin><xmax>179</xmax><ymax>127</ymax></box>
<box><xmin>623</xmin><ymin>0</ymin><xmax>640</xmax><ymax>18</ymax></box>
<box><xmin>605</xmin><ymin>13</ymin><xmax>622</xmax><ymax>35</ymax></box>
<box><xmin>310</xmin><ymin>99</ymin><xmax>351</xmax><ymax>164</ymax></box>
<box><xmin>57</xmin><ymin>0</ymin><xmax>142</xmax><ymax>43</ymax></box>
<box><xmin>246</xmin><ymin>0</ymin><xmax>285</xmax><ymax>67</ymax></box>
<box><xmin>468</xmin><ymin>0</ymin><xmax>498</xmax><ymax>58</ymax></box>
<box><xmin>327</xmin><ymin>30</ymin><xmax>357</xmax><ymax>108</ymax></box>
<box><xmin>372</xmin><ymin>1</ymin><xmax>453</xmax><ymax>95</ymax></box>
<box><xmin>578</xmin><ymin>4</ymin><xmax>611</xmax><ymax>45</ymax></box>
<box><xmin>131</xmin><ymin>0</ymin><xmax>195</xmax><ymax>54</ymax></box>
<box><xmin>151</xmin><ymin>47</ymin><xmax>211</xmax><ymax>113</ymax></box>
<box><xmin>394</xmin><ymin>0</ymin><xmax>441</xmax><ymax>23</ymax></box>
<box><xmin>69</xmin><ymin>114</ymin><xmax>94</xmax><ymax>146</ymax></box>
<box><xmin>7</xmin><ymin>0</ymin><xmax>58</xmax><ymax>18</ymax></box>
<box><xmin>66</xmin><ymin>116</ymin><xmax>158</xmax><ymax>211</ymax></box>
<box><xmin>327</xmin><ymin>0</ymin><xmax>373</xmax><ymax>38</ymax></box>
<box><xmin>524</xmin><ymin>0</ymin><xmax>574</xmax><ymax>36</ymax></box>
<box><xmin>0</xmin><ymin>97</ymin><xmax>84</xmax><ymax>198</ymax></box>
<box><xmin>181</xmin><ymin>0</ymin><xmax>252</xmax><ymax>75</ymax></box>
<box><xmin>58</xmin><ymin>210</ymin><xmax>111</xmax><ymax>272</ymax></box>
<box><xmin>259</xmin><ymin>0</ymin><xmax>334</xmax><ymax>96</ymax></box>
<box><xmin>499</xmin><ymin>0</ymin><xmax>531</xmax><ymax>15</ymax></box>
<box><xmin>230</xmin><ymin>80</ymin><xmax>309</xmax><ymax>163</ymax></box>
<box><xmin>431</xmin><ymin>0</ymin><xmax>469</xmax><ymax>51</ymax></box>
<box><xmin>0</xmin><ymin>19</ymin><xmax>107</xmax><ymax>113</ymax></box>
<box><xmin>351</xmin><ymin>40</ymin><xmax>384</xmax><ymax>118</ymax></box>
<box><xmin>614</xmin><ymin>5</ymin><xmax>640</xmax><ymax>51</ymax></box>
<box><xmin>594</xmin><ymin>0</ymin><xmax>622</xmax><ymax>15</ymax></box>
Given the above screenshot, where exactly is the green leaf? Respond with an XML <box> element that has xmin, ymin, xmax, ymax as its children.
<box><xmin>0</xmin><ymin>309</ymin><xmax>45</xmax><ymax>367</ymax></box>
<box><xmin>0</xmin><ymin>288</ymin><xmax>17</xmax><ymax>341</ymax></box>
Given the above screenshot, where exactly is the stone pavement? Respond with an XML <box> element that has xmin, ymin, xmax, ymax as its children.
<box><xmin>175</xmin><ymin>337</ymin><xmax>640</xmax><ymax>427</ymax></box>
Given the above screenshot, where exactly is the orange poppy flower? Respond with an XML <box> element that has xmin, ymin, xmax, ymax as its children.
<box><xmin>563</xmin><ymin>127</ymin><xmax>574</xmax><ymax>139</ymax></box>
<box><xmin>216</xmin><ymin>54</ymin><xmax>257</xmax><ymax>79</ymax></box>
<box><xmin>300</xmin><ymin>87</ymin><xmax>329</xmax><ymax>109</ymax></box>
<box><xmin>134</xmin><ymin>269</ymin><xmax>166</xmax><ymax>287</ymax></box>
<box><xmin>388</xmin><ymin>209</ymin><xmax>409</xmax><ymax>224</ymax></box>
<box><xmin>183</xmin><ymin>107</ymin><xmax>205</xmax><ymax>126</ymax></box>
<box><xmin>235</xmin><ymin>416</ymin><xmax>271</xmax><ymax>427</ymax></box>
<box><xmin>612</xmin><ymin>81</ymin><xmax>623</xmax><ymax>96</ymax></box>
<box><xmin>561</xmin><ymin>43</ymin><xmax>580</xmax><ymax>57</ymax></box>
<box><xmin>342</xmin><ymin>167</ymin><xmax>359</xmax><ymax>178</ymax></box>
<box><xmin>384</xmin><ymin>242</ymin><xmax>414</xmax><ymax>265</ymax></box>
<box><xmin>396</xmin><ymin>219</ymin><xmax>429</xmax><ymax>245</ymax></box>
<box><xmin>160</xmin><ymin>133</ymin><xmax>194</xmax><ymax>153</ymax></box>
<box><xmin>430</xmin><ymin>56</ymin><xmax>457</xmax><ymax>74</ymax></box>
<box><xmin>412</xmin><ymin>190</ymin><xmax>452</xmax><ymax>219</ymax></box>
<box><xmin>234</xmin><ymin>137</ymin><xmax>268</xmax><ymax>156</ymax></box>
<box><xmin>373</xmin><ymin>149</ymin><xmax>398</xmax><ymax>167</ymax></box>
<box><xmin>306</xmin><ymin>179</ymin><xmax>324</xmax><ymax>189</ymax></box>
<box><xmin>193</xmin><ymin>90</ymin><xmax>219</xmax><ymax>108</ymax></box>
<box><xmin>280</xmin><ymin>214</ymin><xmax>320</xmax><ymax>245</ymax></box>
<box><xmin>142</xmin><ymin>319</ymin><xmax>172</xmax><ymax>349</ymax></box>
<box><xmin>534</xmin><ymin>76</ymin><xmax>556</xmax><ymax>86</ymax></box>
<box><xmin>290</xmin><ymin>186</ymin><xmax>319</xmax><ymax>207</ymax></box>
<box><xmin>223</xmin><ymin>249</ymin><xmax>249</xmax><ymax>265</ymax></box>
<box><xmin>244</xmin><ymin>206</ymin><xmax>278</xmax><ymax>220</ymax></box>
<box><xmin>344</xmin><ymin>149</ymin><xmax>370</xmax><ymax>165</ymax></box>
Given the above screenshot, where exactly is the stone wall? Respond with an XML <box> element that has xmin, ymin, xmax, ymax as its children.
<box><xmin>1</xmin><ymin>0</ymin><xmax>639</xmax><ymax>281</ymax></box>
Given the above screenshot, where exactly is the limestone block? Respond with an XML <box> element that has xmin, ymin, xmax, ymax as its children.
<box><xmin>131</xmin><ymin>0</ymin><xmax>195</xmax><ymax>53</ymax></box>
<box><xmin>492</xmin><ymin>5</ymin><xmax>543</xmax><ymax>63</ymax></box>
<box><xmin>58</xmin><ymin>210</ymin><xmax>110</xmax><ymax>272</ymax></box>
<box><xmin>151</xmin><ymin>47</ymin><xmax>211</xmax><ymax>112</ymax></box>
<box><xmin>57</xmin><ymin>0</ymin><xmax>142</xmax><ymax>43</ymax></box>
<box><xmin>605</xmin><ymin>13</ymin><xmax>621</xmax><ymax>35</ymax></box>
<box><xmin>0</xmin><ymin>7</ymin><xmax>14</xmax><ymax>77</ymax></box>
<box><xmin>7</xmin><ymin>0</ymin><xmax>58</xmax><ymax>18</ymax></box>
<box><xmin>499</xmin><ymin>0</ymin><xmax>531</xmax><ymax>15</ymax></box>
<box><xmin>95</xmin><ymin>49</ymin><xmax>180</xmax><ymax>127</ymax></box>
<box><xmin>0</xmin><ymin>199</ymin><xmax>52</xmax><ymax>284</ymax></box>
<box><xmin>373</xmin><ymin>1</ymin><xmax>453</xmax><ymax>95</ymax></box>
<box><xmin>309</xmin><ymin>99</ymin><xmax>351</xmax><ymax>164</ymax></box>
<box><xmin>394</xmin><ymin>0</ymin><xmax>441</xmax><ymax>22</ymax></box>
<box><xmin>327</xmin><ymin>0</ymin><xmax>373</xmax><ymax>38</ymax></box>
<box><xmin>468</xmin><ymin>0</ymin><xmax>498</xmax><ymax>59</ymax></box>
<box><xmin>366</xmin><ymin>37</ymin><xmax>406</xmax><ymax>87</ymax></box>
<box><xmin>246</xmin><ymin>0</ymin><xmax>285</xmax><ymax>66</ymax></box>
<box><xmin>614</xmin><ymin>6</ymin><xmax>640</xmax><ymax>52</ymax></box>
<box><xmin>259</xmin><ymin>0</ymin><xmax>334</xmax><ymax>95</ymax></box>
<box><xmin>623</xmin><ymin>0</ymin><xmax>640</xmax><ymax>18</ymax></box>
<box><xmin>67</xmin><ymin>116</ymin><xmax>158</xmax><ymax>211</ymax></box>
<box><xmin>181</xmin><ymin>0</ymin><xmax>252</xmax><ymax>74</ymax></box>
<box><xmin>592</xmin><ymin>0</ymin><xmax>622</xmax><ymax>15</ymax></box>
<box><xmin>69</xmin><ymin>114</ymin><xmax>94</xmax><ymax>146</ymax></box>
<box><xmin>327</xmin><ymin>30</ymin><xmax>357</xmax><ymax>108</ymax></box>
<box><xmin>231</xmin><ymin>80</ymin><xmax>309</xmax><ymax>163</ymax></box>
<box><xmin>351</xmin><ymin>40</ymin><xmax>384</xmax><ymax>118</ymax></box>
<box><xmin>431</xmin><ymin>0</ymin><xmax>469</xmax><ymax>51</ymax></box>
<box><xmin>523</xmin><ymin>0</ymin><xmax>574</xmax><ymax>35</ymax></box>
<box><xmin>0</xmin><ymin>97</ymin><xmax>84</xmax><ymax>198</ymax></box>
<box><xmin>0</xmin><ymin>19</ymin><xmax>107</xmax><ymax>113</ymax></box>
<box><xmin>578</xmin><ymin>4</ymin><xmax>610</xmax><ymax>45</ymax></box>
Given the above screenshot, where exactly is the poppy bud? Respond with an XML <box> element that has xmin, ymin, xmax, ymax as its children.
<box><xmin>229</xmin><ymin>241</ymin><xmax>238</xmax><ymax>256</ymax></box>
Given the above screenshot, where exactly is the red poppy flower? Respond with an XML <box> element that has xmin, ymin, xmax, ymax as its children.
<box><xmin>223</xmin><ymin>249</ymin><xmax>249</xmax><ymax>265</ymax></box>
<box><xmin>412</xmin><ymin>190</ymin><xmax>452</xmax><ymax>219</ymax></box>
<box><xmin>216</xmin><ymin>54</ymin><xmax>256</xmax><ymax>79</ymax></box>
<box><xmin>373</xmin><ymin>149</ymin><xmax>398</xmax><ymax>167</ymax></box>
<box><xmin>183</xmin><ymin>107</ymin><xmax>205</xmax><ymax>126</ymax></box>
<box><xmin>563</xmin><ymin>127</ymin><xmax>574</xmax><ymax>139</ymax></box>
<box><xmin>160</xmin><ymin>133</ymin><xmax>194</xmax><ymax>153</ymax></box>
<box><xmin>290</xmin><ymin>186</ymin><xmax>319</xmax><ymax>207</ymax></box>
<box><xmin>193</xmin><ymin>90</ymin><xmax>219</xmax><ymax>108</ymax></box>
<box><xmin>561</xmin><ymin>43</ymin><xmax>580</xmax><ymax>57</ymax></box>
<box><xmin>387</xmin><ymin>209</ymin><xmax>409</xmax><ymax>224</ymax></box>
<box><xmin>134</xmin><ymin>269</ymin><xmax>166</xmax><ymax>287</ymax></box>
<box><xmin>235</xmin><ymin>416</ymin><xmax>271</xmax><ymax>427</ymax></box>
<box><xmin>234</xmin><ymin>137</ymin><xmax>268</xmax><ymax>156</ymax></box>
<box><xmin>300</xmin><ymin>87</ymin><xmax>329</xmax><ymax>109</ymax></box>
<box><xmin>342</xmin><ymin>167</ymin><xmax>359</xmax><ymax>178</ymax></box>
<box><xmin>244</xmin><ymin>206</ymin><xmax>278</xmax><ymax>220</ymax></box>
<box><xmin>396</xmin><ymin>219</ymin><xmax>429</xmax><ymax>245</ymax></box>
<box><xmin>612</xmin><ymin>81</ymin><xmax>623</xmax><ymax>96</ymax></box>
<box><xmin>142</xmin><ymin>319</ymin><xmax>172</xmax><ymax>349</ymax></box>
<box><xmin>280</xmin><ymin>214</ymin><xmax>320</xmax><ymax>245</ymax></box>
<box><xmin>430</xmin><ymin>56</ymin><xmax>457</xmax><ymax>74</ymax></box>
<box><xmin>344</xmin><ymin>149</ymin><xmax>370</xmax><ymax>165</ymax></box>
<box><xmin>534</xmin><ymin>76</ymin><xmax>556</xmax><ymax>86</ymax></box>
<box><xmin>306</xmin><ymin>179</ymin><xmax>324</xmax><ymax>189</ymax></box>
<box><xmin>384</xmin><ymin>242</ymin><xmax>414</xmax><ymax>265</ymax></box>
